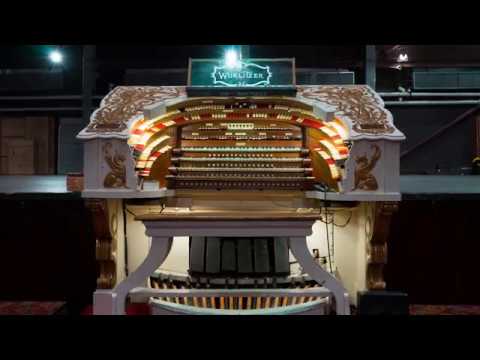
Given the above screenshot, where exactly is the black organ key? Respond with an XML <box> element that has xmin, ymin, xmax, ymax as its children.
<box><xmin>221</xmin><ymin>239</ymin><xmax>237</xmax><ymax>273</ymax></box>
<box><xmin>189</xmin><ymin>237</ymin><xmax>206</xmax><ymax>274</ymax></box>
<box><xmin>273</xmin><ymin>237</ymin><xmax>290</xmax><ymax>275</ymax></box>
<box><xmin>205</xmin><ymin>237</ymin><xmax>221</xmax><ymax>274</ymax></box>
<box><xmin>254</xmin><ymin>238</ymin><xmax>271</xmax><ymax>274</ymax></box>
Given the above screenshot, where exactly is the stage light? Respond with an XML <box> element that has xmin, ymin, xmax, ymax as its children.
<box><xmin>225</xmin><ymin>49</ymin><xmax>240</xmax><ymax>69</ymax></box>
<box><xmin>49</xmin><ymin>49</ymin><xmax>63</xmax><ymax>64</ymax></box>
<box><xmin>397</xmin><ymin>53</ymin><xmax>408</xmax><ymax>62</ymax></box>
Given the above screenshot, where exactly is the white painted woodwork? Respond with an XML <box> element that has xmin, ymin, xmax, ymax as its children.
<box><xmin>93</xmin><ymin>219</ymin><xmax>350</xmax><ymax>315</ymax></box>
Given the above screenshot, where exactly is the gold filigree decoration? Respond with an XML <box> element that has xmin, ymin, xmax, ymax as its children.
<box><xmin>103</xmin><ymin>142</ymin><xmax>127</xmax><ymax>188</ymax></box>
<box><xmin>353</xmin><ymin>144</ymin><xmax>381</xmax><ymax>191</ymax></box>
<box><xmin>298</xmin><ymin>86</ymin><xmax>395</xmax><ymax>134</ymax></box>
<box><xmin>87</xmin><ymin>85</ymin><xmax>394</xmax><ymax>135</ymax></box>
<box><xmin>87</xmin><ymin>86</ymin><xmax>186</xmax><ymax>132</ymax></box>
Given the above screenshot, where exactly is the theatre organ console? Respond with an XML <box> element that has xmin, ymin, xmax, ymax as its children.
<box><xmin>78</xmin><ymin>68</ymin><xmax>405</xmax><ymax>315</ymax></box>
<box><xmin>126</xmin><ymin>97</ymin><xmax>351</xmax><ymax>193</ymax></box>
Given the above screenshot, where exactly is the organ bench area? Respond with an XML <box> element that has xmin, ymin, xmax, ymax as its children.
<box><xmin>78</xmin><ymin>84</ymin><xmax>405</xmax><ymax>315</ymax></box>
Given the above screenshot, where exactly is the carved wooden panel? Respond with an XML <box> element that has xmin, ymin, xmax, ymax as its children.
<box><xmin>85</xmin><ymin>199</ymin><xmax>116</xmax><ymax>289</ymax></box>
<box><xmin>366</xmin><ymin>201</ymin><xmax>398</xmax><ymax>290</ymax></box>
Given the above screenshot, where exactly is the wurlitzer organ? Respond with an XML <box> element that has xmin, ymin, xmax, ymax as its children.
<box><xmin>78</xmin><ymin>57</ymin><xmax>405</xmax><ymax>315</ymax></box>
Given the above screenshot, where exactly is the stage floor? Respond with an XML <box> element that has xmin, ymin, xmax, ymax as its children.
<box><xmin>1</xmin><ymin>175</ymin><xmax>479</xmax><ymax>199</ymax></box>
<box><xmin>1</xmin><ymin>302</ymin><xmax>477</xmax><ymax>315</ymax></box>
<box><xmin>400</xmin><ymin>175</ymin><xmax>480</xmax><ymax>200</ymax></box>
<box><xmin>0</xmin><ymin>175</ymin><xmax>68</xmax><ymax>194</ymax></box>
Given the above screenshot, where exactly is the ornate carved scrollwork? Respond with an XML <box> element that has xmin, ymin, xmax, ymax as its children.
<box><xmin>87</xmin><ymin>86</ymin><xmax>186</xmax><ymax>132</ymax></box>
<box><xmin>85</xmin><ymin>199</ymin><xmax>117</xmax><ymax>289</ymax></box>
<box><xmin>354</xmin><ymin>144</ymin><xmax>381</xmax><ymax>191</ymax></box>
<box><xmin>298</xmin><ymin>86</ymin><xmax>396</xmax><ymax>135</ymax></box>
<box><xmin>103</xmin><ymin>142</ymin><xmax>127</xmax><ymax>188</ymax></box>
<box><xmin>366</xmin><ymin>201</ymin><xmax>398</xmax><ymax>290</ymax></box>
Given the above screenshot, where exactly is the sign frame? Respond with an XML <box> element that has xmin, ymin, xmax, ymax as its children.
<box><xmin>187</xmin><ymin>57</ymin><xmax>296</xmax><ymax>87</ymax></box>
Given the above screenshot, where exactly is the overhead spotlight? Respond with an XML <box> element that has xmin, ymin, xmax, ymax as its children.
<box><xmin>49</xmin><ymin>49</ymin><xmax>63</xmax><ymax>64</ymax></box>
<box><xmin>224</xmin><ymin>49</ymin><xmax>241</xmax><ymax>69</ymax></box>
<box><xmin>397</xmin><ymin>53</ymin><xmax>408</xmax><ymax>63</ymax></box>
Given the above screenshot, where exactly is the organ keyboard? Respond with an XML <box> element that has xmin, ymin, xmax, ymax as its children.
<box><xmin>127</xmin><ymin>97</ymin><xmax>353</xmax><ymax>192</ymax></box>
<box><xmin>174</xmin><ymin>146</ymin><xmax>306</xmax><ymax>153</ymax></box>
<box><xmin>164</xmin><ymin>119</ymin><xmax>318</xmax><ymax>190</ymax></box>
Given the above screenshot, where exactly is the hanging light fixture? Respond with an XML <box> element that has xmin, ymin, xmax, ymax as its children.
<box><xmin>224</xmin><ymin>48</ymin><xmax>241</xmax><ymax>69</ymax></box>
<box><xmin>397</xmin><ymin>53</ymin><xmax>408</xmax><ymax>63</ymax></box>
<box><xmin>48</xmin><ymin>48</ymin><xmax>64</xmax><ymax>64</ymax></box>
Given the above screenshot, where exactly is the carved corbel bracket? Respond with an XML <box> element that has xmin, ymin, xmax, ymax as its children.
<box><xmin>366</xmin><ymin>201</ymin><xmax>399</xmax><ymax>290</ymax></box>
<box><xmin>85</xmin><ymin>199</ymin><xmax>117</xmax><ymax>289</ymax></box>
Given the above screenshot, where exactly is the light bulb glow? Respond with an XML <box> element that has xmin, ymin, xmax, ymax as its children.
<box><xmin>224</xmin><ymin>49</ymin><xmax>240</xmax><ymax>69</ymax></box>
<box><xmin>397</xmin><ymin>53</ymin><xmax>408</xmax><ymax>62</ymax></box>
<box><xmin>49</xmin><ymin>50</ymin><xmax>63</xmax><ymax>64</ymax></box>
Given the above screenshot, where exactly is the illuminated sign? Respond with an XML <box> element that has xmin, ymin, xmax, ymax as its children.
<box><xmin>212</xmin><ymin>61</ymin><xmax>272</xmax><ymax>87</ymax></box>
<box><xmin>189</xmin><ymin>58</ymin><xmax>295</xmax><ymax>88</ymax></box>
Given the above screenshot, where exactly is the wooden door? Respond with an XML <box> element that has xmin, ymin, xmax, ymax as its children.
<box><xmin>7</xmin><ymin>139</ymin><xmax>34</xmax><ymax>174</ymax></box>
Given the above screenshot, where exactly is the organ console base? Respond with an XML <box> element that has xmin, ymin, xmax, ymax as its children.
<box><xmin>93</xmin><ymin>210</ymin><xmax>350</xmax><ymax>315</ymax></box>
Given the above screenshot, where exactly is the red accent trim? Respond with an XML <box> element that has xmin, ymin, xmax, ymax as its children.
<box><xmin>301</xmin><ymin>118</ymin><xmax>323</xmax><ymax>129</ymax></box>
<box><xmin>153</xmin><ymin>123</ymin><xmax>166</xmax><ymax>131</ymax></box>
<box><xmin>174</xmin><ymin>117</ymin><xmax>187</xmax><ymax>124</ymax></box>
